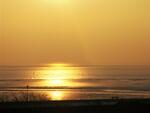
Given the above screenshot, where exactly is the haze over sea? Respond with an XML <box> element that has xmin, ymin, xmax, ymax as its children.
<box><xmin>0</xmin><ymin>65</ymin><xmax>150</xmax><ymax>100</ymax></box>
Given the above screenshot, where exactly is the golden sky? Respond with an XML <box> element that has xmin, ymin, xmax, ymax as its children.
<box><xmin>0</xmin><ymin>0</ymin><xmax>150</xmax><ymax>65</ymax></box>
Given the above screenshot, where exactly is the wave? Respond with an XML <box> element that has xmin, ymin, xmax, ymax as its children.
<box><xmin>0</xmin><ymin>86</ymin><xmax>150</xmax><ymax>92</ymax></box>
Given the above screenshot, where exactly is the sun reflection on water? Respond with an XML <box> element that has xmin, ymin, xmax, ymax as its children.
<box><xmin>39</xmin><ymin>63</ymin><xmax>83</xmax><ymax>87</ymax></box>
<box><xmin>32</xmin><ymin>63</ymin><xmax>86</xmax><ymax>100</ymax></box>
<box><xmin>51</xmin><ymin>79</ymin><xmax>64</xmax><ymax>86</ymax></box>
<box><xmin>49</xmin><ymin>91</ymin><xmax>64</xmax><ymax>100</ymax></box>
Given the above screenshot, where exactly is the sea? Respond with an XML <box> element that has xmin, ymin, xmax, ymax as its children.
<box><xmin>0</xmin><ymin>65</ymin><xmax>150</xmax><ymax>101</ymax></box>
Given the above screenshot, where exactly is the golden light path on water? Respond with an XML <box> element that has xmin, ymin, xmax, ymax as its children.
<box><xmin>37</xmin><ymin>63</ymin><xmax>84</xmax><ymax>100</ymax></box>
<box><xmin>50</xmin><ymin>91</ymin><xmax>65</xmax><ymax>100</ymax></box>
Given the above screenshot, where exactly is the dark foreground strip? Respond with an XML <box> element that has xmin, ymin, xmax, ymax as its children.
<box><xmin>0</xmin><ymin>99</ymin><xmax>150</xmax><ymax>113</ymax></box>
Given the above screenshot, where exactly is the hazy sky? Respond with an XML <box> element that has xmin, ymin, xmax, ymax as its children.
<box><xmin>0</xmin><ymin>0</ymin><xmax>150</xmax><ymax>65</ymax></box>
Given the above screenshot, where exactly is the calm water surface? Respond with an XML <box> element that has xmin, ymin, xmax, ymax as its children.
<box><xmin>0</xmin><ymin>65</ymin><xmax>150</xmax><ymax>101</ymax></box>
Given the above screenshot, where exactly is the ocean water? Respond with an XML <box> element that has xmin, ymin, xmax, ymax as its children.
<box><xmin>0</xmin><ymin>65</ymin><xmax>150</xmax><ymax>101</ymax></box>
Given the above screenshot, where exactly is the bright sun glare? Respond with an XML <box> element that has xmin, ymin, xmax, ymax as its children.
<box><xmin>45</xmin><ymin>63</ymin><xmax>76</xmax><ymax>87</ymax></box>
<box><xmin>39</xmin><ymin>63</ymin><xmax>82</xmax><ymax>88</ymax></box>
<box><xmin>50</xmin><ymin>91</ymin><xmax>64</xmax><ymax>100</ymax></box>
<box><xmin>48</xmin><ymin>63</ymin><xmax>73</xmax><ymax>79</ymax></box>
<box><xmin>51</xmin><ymin>79</ymin><xmax>64</xmax><ymax>86</ymax></box>
<box><xmin>35</xmin><ymin>63</ymin><xmax>83</xmax><ymax>100</ymax></box>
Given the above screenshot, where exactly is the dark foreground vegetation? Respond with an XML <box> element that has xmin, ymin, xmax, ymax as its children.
<box><xmin>0</xmin><ymin>99</ymin><xmax>150</xmax><ymax>113</ymax></box>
